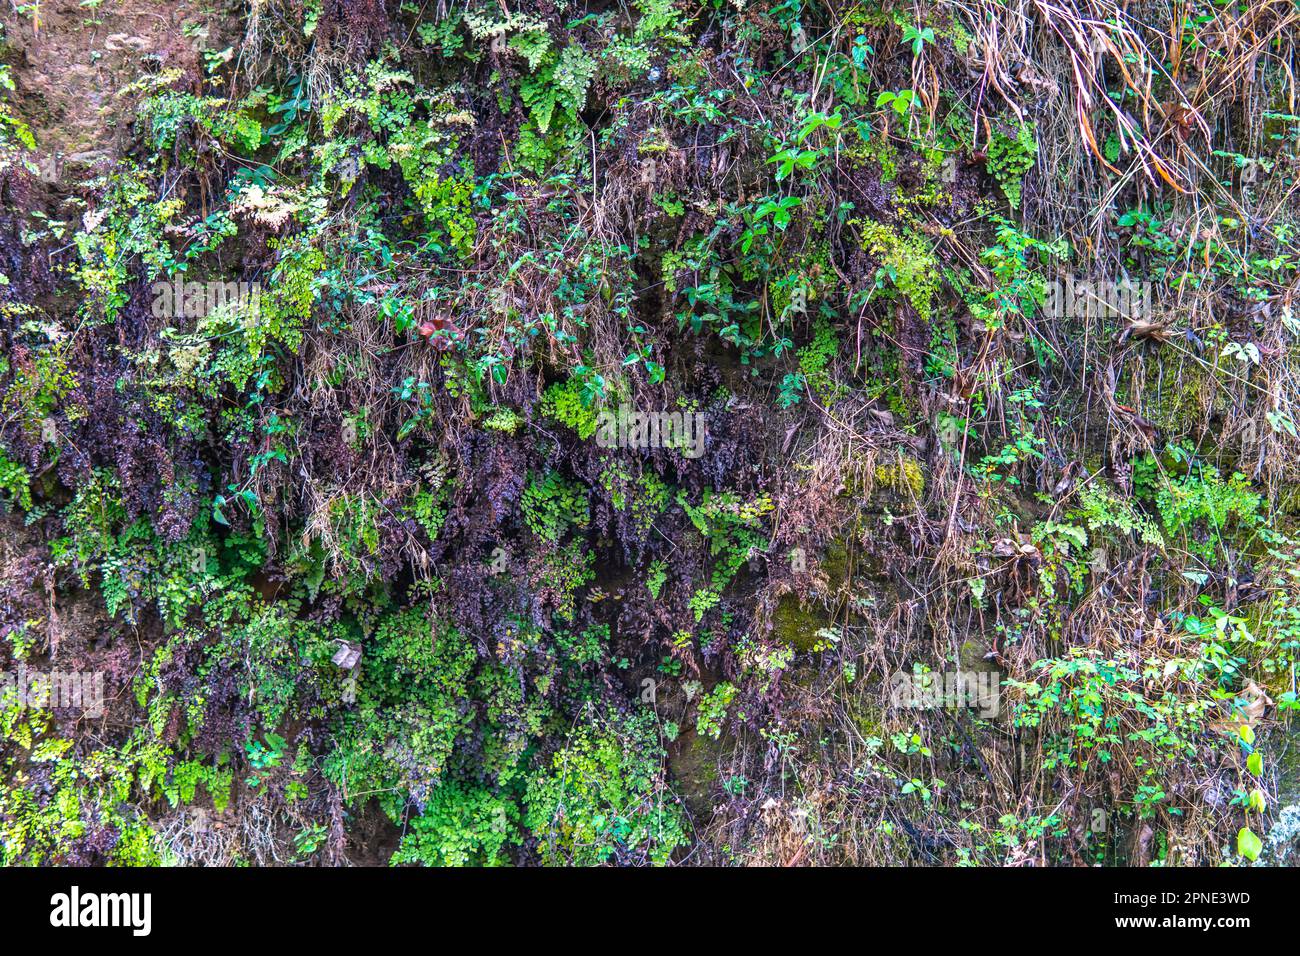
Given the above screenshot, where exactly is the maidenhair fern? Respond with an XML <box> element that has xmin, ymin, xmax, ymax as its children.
<box><xmin>987</xmin><ymin>120</ymin><xmax>1038</xmax><ymax>208</ymax></box>
<box><xmin>520</xmin><ymin>45</ymin><xmax>597</xmax><ymax>134</ymax></box>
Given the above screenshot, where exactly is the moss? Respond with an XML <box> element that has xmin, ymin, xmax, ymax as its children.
<box><xmin>874</xmin><ymin>455</ymin><xmax>926</xmax><ymax>497</ymax></box>
<box><xmin>1268</xmin><ymin>727</ymin><xmax>1300</xmax><ymax>808</ymax></box>
<box><xmin>636</xmin><ymin>127</ymin><xmax>672</xmax><ymax>155</ymax></box>
<box><xmin>772</xmin><ymin>594</ymin><xmax>832</xmax><ymax>652</ymax></box>
<box><xmin>1277</xmin><ymin>486</ymin><xmax>1300</xmax><ymax>516</ymax></box>
<box><xmin>1128</xmin><ymin>356</ymin><xmax>1220</xmax><ymax>437</ymax></box>
<box><xmin>853</xmin><ymin>701</ymin><xmax>884</xmax><ymax>740</ymax></box>
<box><xmin>958</xmin><ymin>638</ymin><xmax>997</xmax><ymax>673</ymax></box>
<box><xmin>820</xmin><ymin>536</ymin><xmax>853</xmax><ymax>593</ymax></box>
<box><xmin>667</xmin><ymin>728</ymin><xmax>726</xmax><ymax>818</ymax></box>
<box><xmin>941</xmin><ymin>17</ymin><xmax>974</xmax><ymax>55</ymax></box>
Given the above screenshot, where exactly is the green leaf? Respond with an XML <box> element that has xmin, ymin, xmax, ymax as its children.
<box><xmin>1237</xmin><ymin>826</ymin><xmax>1262</xmax><ymax>862</ymax></box>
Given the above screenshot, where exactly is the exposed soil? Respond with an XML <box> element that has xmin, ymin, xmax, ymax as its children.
<box><xmin>4</xmin><ymin>0</ymin><xmax>207</xmax><ymax>182</ymax></box>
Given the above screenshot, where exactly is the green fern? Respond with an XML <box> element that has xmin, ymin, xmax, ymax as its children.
<box><xmin>520</xmin><ymin>45</ymin><xmax>596</xmax><ymax>134</ymax></box>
